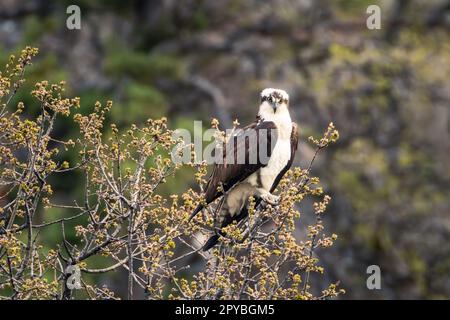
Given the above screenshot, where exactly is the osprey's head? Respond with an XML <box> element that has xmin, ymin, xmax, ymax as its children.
<box><xmin>258</xmin><ymin>88</ymin><xmax>290</xmax><ymax>119</ymax></box>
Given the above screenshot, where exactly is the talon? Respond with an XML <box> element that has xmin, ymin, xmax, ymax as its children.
<box><xmin>261</xmin><ymin>194</ymin><xmax>280</xmax><ymax>206</ymax></box>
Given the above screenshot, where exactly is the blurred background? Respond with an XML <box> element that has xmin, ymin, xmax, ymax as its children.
<box><xmin>0</xmin><ymin>0</ymin><xmax>449</xmax><ymax>299</ymax></box>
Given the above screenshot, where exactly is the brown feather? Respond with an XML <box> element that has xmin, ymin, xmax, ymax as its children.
<box><xmin>189</xmin><ymin>120</ymin><xmax>278</xmax><ymax>221</ymax></box>
<box><xmin>200</xmin><ymin>122</ymin><xmax>299</xmax><ymax>250</ymax></box>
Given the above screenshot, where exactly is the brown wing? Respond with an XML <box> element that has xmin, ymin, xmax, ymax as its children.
<box><xmin>270</xmin><ymin>122</ymin><xmax>299</xmax><ymax>193</ymax></box>
<box><xmin>189</xmin><ymin>120</ymin><xmax>278</xmax><ymax>220</ymax></box>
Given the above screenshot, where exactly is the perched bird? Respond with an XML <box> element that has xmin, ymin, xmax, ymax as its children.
<box><xmin>190</xmin><ymin>88</ymin><xmax>298</xmax><ymax>251</ymax></box>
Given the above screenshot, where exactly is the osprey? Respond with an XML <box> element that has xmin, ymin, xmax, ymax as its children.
<box><xmin>190</xmin><ymin>88</ymin><xmax>298</xmax><ymax>251</ymax></box>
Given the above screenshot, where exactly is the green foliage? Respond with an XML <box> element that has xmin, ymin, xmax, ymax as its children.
<box><xmin>0</xmin><ymin>48</ymin><xmax>342</xmax><ymax>300</ymax></box>
<box><xmin>105</xmin><ymin>50</ymin><xmax>185</xmax><ymax>81</ymax></box>
<box><xmin>112</xmin><ymin>83</ymin><xmax>168</xmax><ymax>123</ymax></box>
<box><xmin>1</xmin><ymin>0</ymin><xmax>449</xmax><ymax>299</ymax></box>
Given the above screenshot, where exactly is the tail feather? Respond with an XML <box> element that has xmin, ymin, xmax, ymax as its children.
<box><xmin>188</xmin><ymin>205</ymin><xmax>203</xmax><ymax>222</ymax></box>
<box><xmin>202</xmin><ymin>234</ymin><xmax>220</xmax><ymax>251</ymax></box>
<box><xmin>201</xmin><ymin>205</ymin><xmax>253</xmax><ymax>251</ymax></box>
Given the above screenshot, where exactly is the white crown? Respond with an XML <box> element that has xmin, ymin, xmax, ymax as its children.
<box><xmin>261</xmin><ymin>88</ymin><xmax>289</xmax><ymax>101</ymax></box>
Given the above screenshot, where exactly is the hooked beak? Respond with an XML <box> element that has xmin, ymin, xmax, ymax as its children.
<box><xmin>271</xmin><ymin>100</ymin><xmax>279</xmax><ymax>112</ymax></box>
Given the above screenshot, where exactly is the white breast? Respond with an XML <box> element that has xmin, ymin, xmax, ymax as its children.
<box><xmin>259</xmin><ymin>138</ymin><xmax>291</xmax><ymax>190</ymax></box>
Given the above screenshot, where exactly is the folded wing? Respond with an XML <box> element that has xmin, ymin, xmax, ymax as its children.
<box><xmin>189</xmin><ymin>120</ymin><xmax>278</xmax><ymax>220</ymax></box>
